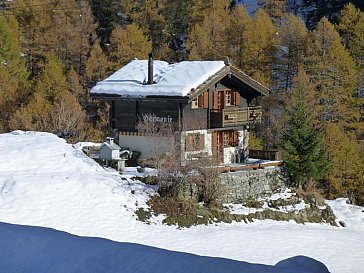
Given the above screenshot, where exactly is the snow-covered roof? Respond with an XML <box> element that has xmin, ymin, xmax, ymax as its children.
<box><xmin>91</xmin><ymin>60</ymin><xmax>225</xmax><ymax>98</ymax></box>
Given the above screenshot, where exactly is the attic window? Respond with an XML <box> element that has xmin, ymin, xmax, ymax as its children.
<box><xmin>191</xmin><ymin>98</ymin><xmax>199</xmax><ymax>109</ymax></box>
<box><xmin>191</xmin><ymin>92</ymin><xmax>208</xmax><ymax>109</ymax></box>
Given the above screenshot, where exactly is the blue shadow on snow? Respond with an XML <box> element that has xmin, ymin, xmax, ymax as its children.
<box><xmin>0</xmin><ymin>222</ymin><xmax>330</xmax><ymax>273</ymax></box>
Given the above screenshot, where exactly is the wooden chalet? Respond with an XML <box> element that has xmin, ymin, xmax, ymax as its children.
<box><xmin>91</xmin><ymin>55</ymin><xmax>269</xmax><ymax>164</ymax></box>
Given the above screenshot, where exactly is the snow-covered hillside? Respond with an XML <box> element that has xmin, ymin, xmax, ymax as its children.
<box><xmin>0</xmin><ymin>131</ymin><xmax>363</xmax><ymax>273</ymax></box>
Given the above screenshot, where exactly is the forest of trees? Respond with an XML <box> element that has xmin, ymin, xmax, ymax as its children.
<box><xmin>0</xmin><ymin>0</ymin><xmax>363</xmax><ymax>204</ymax></box>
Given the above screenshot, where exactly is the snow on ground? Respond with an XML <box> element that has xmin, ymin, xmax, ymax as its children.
<box><xmin>0</xmin><ymin>131</ymin><xmax>363</xmax><ymax>273</ymax></box>
<box><xmin>227</xmin><ymin>189</ymin><xmax>308</xmax><ymax>215</ymax></box>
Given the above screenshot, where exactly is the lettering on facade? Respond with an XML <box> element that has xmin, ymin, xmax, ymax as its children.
<box><xmin>145</xmin><ymin>115</ymin><xmax>173</xmax><ymax>123</ymax></box>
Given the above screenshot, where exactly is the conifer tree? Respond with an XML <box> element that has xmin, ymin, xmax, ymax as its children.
<box><xmin>280</xmin><ymin>68</ymin><xmax>328</xmax><ymax>189</ymax></box>
<box><xmin>302</xmin><ymin>0</ymin><xmax>350</xmax><ymax>28</ymax></box>
<box><xmin>90</xmin><ymin>0</ymin><xmax>117</xmax><ymax>44</ymax></box>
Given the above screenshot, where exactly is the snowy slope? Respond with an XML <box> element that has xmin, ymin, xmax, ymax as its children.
<box><xmin>0</xmin><ymin>131</ymin><xmax>363</xmax><ymax>273</ymax></box>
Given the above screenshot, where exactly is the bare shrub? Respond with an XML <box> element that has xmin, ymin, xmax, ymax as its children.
<box><xmin>137</xmin><ymin>113</ymin><xmax>225</xmax><ymax>205</ymax></box>
<box><xmin>189</xmin><ymin>156</ymin><xmax>225</xmax><ymax>206</ymax></box>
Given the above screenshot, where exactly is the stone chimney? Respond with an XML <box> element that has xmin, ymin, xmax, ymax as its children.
<box><xmin>148</xmin><ymin>53</ymin><xmax>153</xmax><ymax>85</ymax></box>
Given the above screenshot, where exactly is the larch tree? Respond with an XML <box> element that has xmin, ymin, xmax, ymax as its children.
<box><xmin>52</xmin><ymin>0</ymin><xmax>96</xmax><ymax>73</ymax></box>
<box><xmin>186</xmin><ymin>23</ymin><xmax>216</xmax><ymax>60</ymax></box>
<box><xmin>243</xmin><ymin>9</ymin><xmax>278</xmax><ymax>87</ymax></box>
<box><xmin>305</xmin><ymin>17</ymin><xmax>360</xmax><ymax>126</ymax></box>
<box><xmin>323</xmin><ymin>123</ymin><xmax>364</xmax><ymax>205</ymax></box>
<box><xmin>67</xmin><ymin>68</ymin><xmax>87</xmax><ymax>106</ymax></box>
<box><xmin>337</xmin><ymin>3</ymin><xmax>364</xmax><ymax>72</ymax></box>
<box><xmin>261</xmin><ymin>0</ymin><xmax>287</xmax><ymax>24</ymax></box>
<box><xmin>0</xmin><ymin>66</ymin><xmax>19</xmax><ymax>132</ymax></box>
<box><xmin>124</xmin><ymin>0</ymin><xmax>171</xmax><ymax>59</ymax></box>
<box><xmin>337</xmin><ymin>4</ymin><xmax>364</xmax><ymax>124</ymax></box>
<box><xmin>10</xmin><ymin>53</ymin><xmax>87</xmax><ymax>141</ymax></box>
<box><xmin>84</xmin><ymin>41</ymin><xmax>110</xmax><ymax>87</ymax></box>
<box><xmin>109</xmin><ymin>24</ymin><xmax>152</xmax><ymax>69</ymax></box>
<box><xmin>225</xmin><ymin>5</ymin><xmax>251</xmax><ymax>69</ymax></box>
<box><xmin>303</xmin><ymin>17</ymin><xmax>363</xmax><ymax>204</ymax></box>
<box><xmin>186</xmin><ymin>0</ymin><xmax>230</xmax><ymax>60</ymax></box>
<box><xmin>13</xmin><ymin>0</ymin><xmax>96</xmax><ymax>77</ymax></box>
<box><xmin>0</xmin><ymin>15</ymin><xmax>29</xmax><ymax>132</ymax></box>
<box><xmin>12</xmin><ymin>0</ymin><xmax>55</xmax><ymax>77</ymax></box>
<box><xmin>277</xmin><ymin>14</ymin><xmax>309</xmax><ymax>91</ymax></box>
<box><xmin>280</xmin><ymin>68</ymin><xmax>328</xmax><ymax>189</ymax></box>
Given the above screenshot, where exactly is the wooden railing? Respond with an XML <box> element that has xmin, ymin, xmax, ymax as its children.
<box><xmin>210</xmin><ymin>106</ymin><xmax>262</xmax><ymax>128</ymax></box>
<box><xmin>249</xmin><ymin>149</ymin><xmax>282</xmax><ymax>161</ymax></box>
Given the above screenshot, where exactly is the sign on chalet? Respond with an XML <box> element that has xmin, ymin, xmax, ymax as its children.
<box><xmin>91</xmin><ymin>55</ymin><xmax>269</xmax><ymax>164</ymax></box>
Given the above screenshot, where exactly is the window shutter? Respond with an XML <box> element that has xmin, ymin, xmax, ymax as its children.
<box><xmin>198</xmin><ymin>94</ymin><xmax>204</xmax><ymax>108</ymax></box>
<box><xmin>235</xmin><ymin>91</ymin><xmax>241</xmax><ymax>106</ymax></box>
<box><xmin>203</xmin><ymin>92</ymin><xmax>209</xmax><ymax>109</ymax></box>
<box><xmin>213</xmin><ymin>91</ymin><xmax>219</xmax><ymax>109</ymax></box>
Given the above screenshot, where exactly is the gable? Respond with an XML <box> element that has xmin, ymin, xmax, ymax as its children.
<box><xmin>187</xmin><ymin>66</ymin><xmax>269</xmax><ymax>102</ymax></box>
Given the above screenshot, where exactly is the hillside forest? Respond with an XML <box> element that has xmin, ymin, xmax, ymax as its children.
<box><xmin>0</xmin><ymin>0</ymin><xmax>363</xmax><ymax>204</ymax></box>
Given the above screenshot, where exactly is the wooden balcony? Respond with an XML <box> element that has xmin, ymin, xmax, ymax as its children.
<box><xmin>210</xmin><ymin>106</ymin><xmax>262</xmax><ymax>128</ymax></box>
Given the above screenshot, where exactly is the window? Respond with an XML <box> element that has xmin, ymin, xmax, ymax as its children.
<box><xmin>222</xmin><ymin>131</ymin><xmax>238</xmax><ymax>147</ymax></box>
<box><xmin>225</xmin><ymin>90</ymin><xmax>233</xmax><ymax>106</ymax></box>
<box><xmin>186</xmin><ymin>133</ymin><xmax>205</xmax><ymax>151</ymax></box>
<box><xmin>191</xmin><ymin>92</ymin><xmax>208</xmax><ymax>109</ymax></box>
<box><xmin>191</xmin><ymin>98</ymin><xmax>199</xmax><ymax>109</ymax></box>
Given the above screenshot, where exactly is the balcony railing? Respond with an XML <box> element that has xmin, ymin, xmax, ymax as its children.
<box><xmin>210</xmin><ymin>106</ymin><xmax>262</xmax><ymax>128</ymax></box>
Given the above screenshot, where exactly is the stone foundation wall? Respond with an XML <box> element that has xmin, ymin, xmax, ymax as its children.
<box><xmin>219</xmin><ymin>167</ymin><xmax>285</xmax><ymax>203</ymax></box>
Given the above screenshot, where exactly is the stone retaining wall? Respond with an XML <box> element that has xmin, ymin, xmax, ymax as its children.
<box><xmin>219</xmin><ymin>167</ymin><xmax>285</xmax><ymax>203</ymax></box>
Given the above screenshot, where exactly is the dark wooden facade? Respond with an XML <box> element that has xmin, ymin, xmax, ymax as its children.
<box><xmin>104</xmin><ymin>74</ymin><xmax>265</xmax><ymax>132</ymax></box>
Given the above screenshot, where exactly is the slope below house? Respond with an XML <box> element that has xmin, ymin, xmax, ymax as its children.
<box><xmin>0</xmin><ymin>131</ymin><xmax>363</xmax><ymax>273</ymax></box>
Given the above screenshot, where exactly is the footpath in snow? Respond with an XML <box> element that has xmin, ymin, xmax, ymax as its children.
<box><xmin>0</xmin><ymin>131</ymin><xmax>363</xmax><ymax>273</ymax></box>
